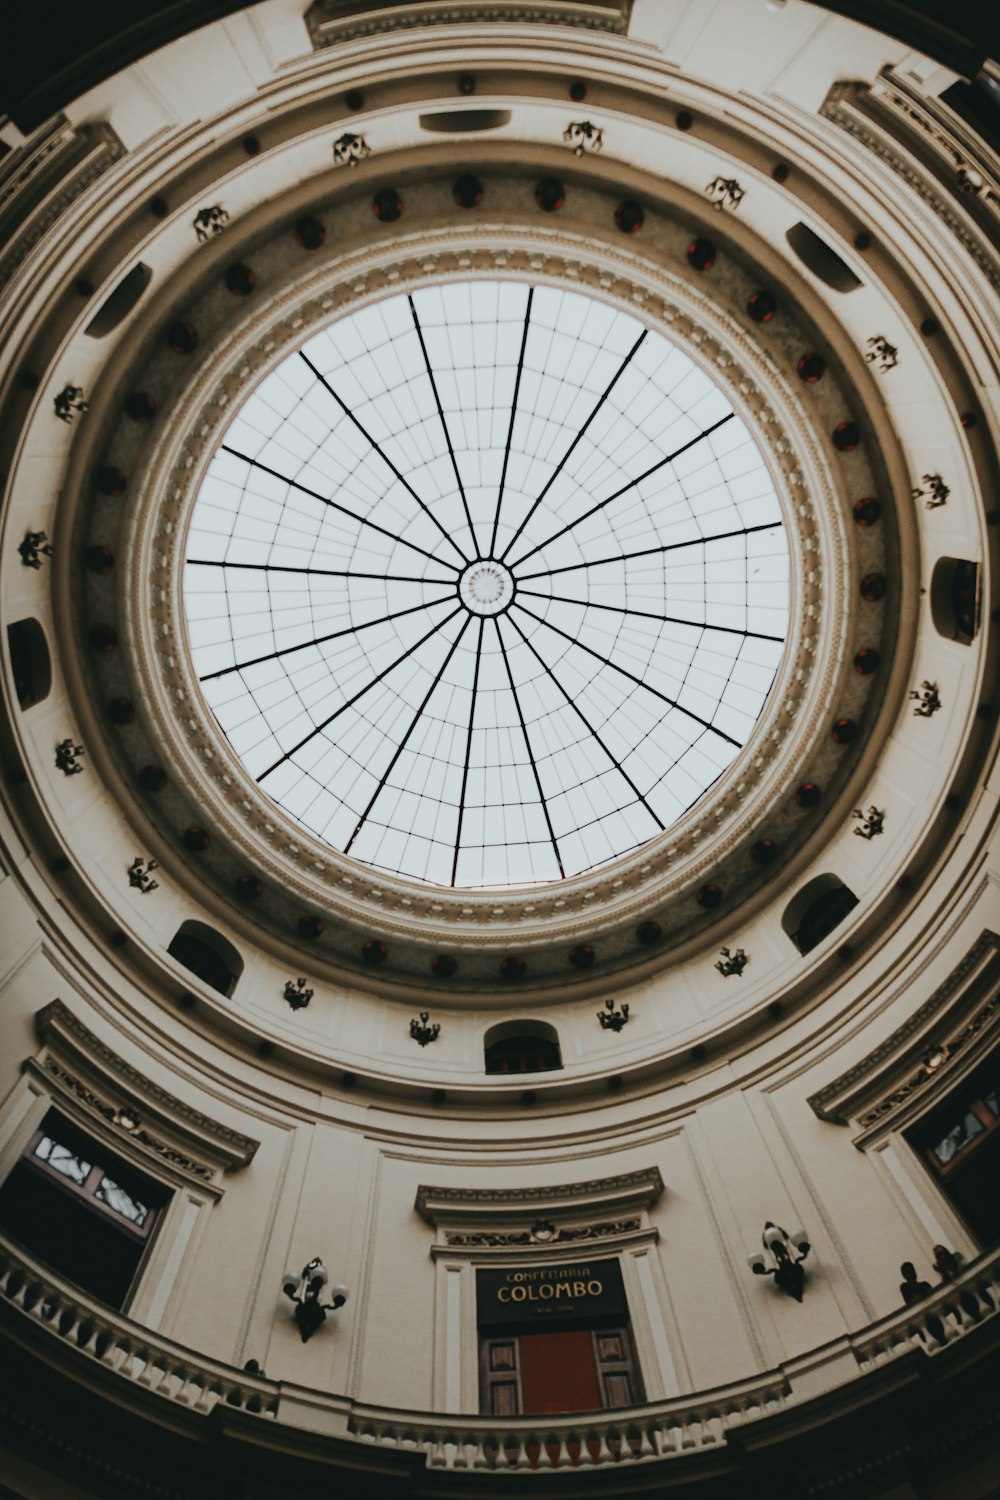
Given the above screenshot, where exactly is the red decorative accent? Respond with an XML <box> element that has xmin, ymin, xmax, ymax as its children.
<box><xmin>295</xmin><ymin>217</ymin><xmax>325</xmax><ymax>250</ymax></box>
<box><xmin>751</xmin><ymin>838</ymin><xmax>778</xmax><ymax>864</ymax></box>
<box><xmin>535</xmin><ymin>178</ymin><xmax>565</xmax><ymax>212</ymax></box>
<box><xmin>747</xmin><ymin>291</ymin><xmax>776</xmax><ymax>323</ymax></box>
<box><xmin>853</xmin><ymin>647</ymin><xmax>880</xmax><ymax>675</ymax></box>
<box><xmin>687</xmin><ymin>237</ymin><xmax>715</xmax><ymax>271</ymax></box>
<box><xmin>84</xmin><ymin>545</ymin><xmax>114</xmax><ymax>574</ymax></box>
<box><xmin>453</xmin><ymin>175</ymin><xmax>484</xmax><ymax>208</ymax></box>
<box><xmin>831</xmin><ymin>718</ymin><xmax>857</xmax><ymax>744</ymax></box>
<box><xmin>852</xmin><ymin>497</ymin><xmax>881</xmax><ymax>527</ymax></box>
<box><xmin>89</xmin><ymin>624</ymin><xmax>117</xmax><ymax>652</ymax></box>
<box><xmin>614</xmin><ymin>201</ymin><xmax>644</xmax><ymax>234</ymax></box>
<box><xmin>373</xmin><ymin>189</ymin><xmax>403</xmax><ymax>223</ymax></box>
<box><xmin>107</xmin><ymin>698</ymin><xmax>134</xmax><ymax>725</ymax></box>
<box><xmin>860</xmin><ymin>572</ymin><xmax>887</xmax><ymax>602</ymax></box>
<box><xmin>797</xmin><ymin>353</ymin><xmax>824</xmax><ymax>383</ymax></box>
<box><xmin>167</xmin><ymin>322</ymin><xmax>197</xmax><ymax>354</ymax></box>
<box><xmin>225</xmin><ymin>264</ymin><xmax>256</xmax><ymax>296</ymax></box>
<box><xmin>125</xmin><ymin>392</ymin><xmax>155</xmax><ymax>423</ymax></box>
<box><xmin>832</xmin><ymin>422</ymin><xmax>859</xmax><ymax>452</ymax></box>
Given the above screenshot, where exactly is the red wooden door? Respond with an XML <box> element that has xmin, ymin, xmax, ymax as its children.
<box><xmin>519</xmin><ymin>1329</ymin><xmax>602</xmax><ymax>1414</ymax></box>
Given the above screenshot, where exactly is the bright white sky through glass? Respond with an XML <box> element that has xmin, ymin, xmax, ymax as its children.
<box><xmin>184</xmin><ymin>282</ymin><xmax>789</xmax><ymax>888</ymax></box>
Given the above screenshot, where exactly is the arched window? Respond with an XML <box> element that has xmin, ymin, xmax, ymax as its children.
<box><xmin>167</xmin><ymin>921</ymin><xmax>242</xmax><ymax>996</ymax></box>
<box><xmin>782</xmin><ymin>875</ymin><xmax>858</xmax><ymax>955</ymax></box>
<box><xmin>0</xmin><ymin>1109</ymin><xmax>167</xmax><ymax>1310</ymax></box>
<box><xmin>6</xmin><ymin>617</ymin><xmax>51</xmax><ymax>708</ymax></box>
<box><xmin>930</xmin><ymin>558</ymin><xmax>980</xmax><ymax>643</ymax></box>
<box><xmin>484</xmin><ymin>1021</ymin><xmax>562</xmax><ymax>1075</ymax></box>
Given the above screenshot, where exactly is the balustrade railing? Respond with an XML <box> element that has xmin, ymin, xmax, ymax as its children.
<box><xmin>0</xmin><ymin>1235</ymin><xmax>997</xmax><ymax>1472</ymax></box>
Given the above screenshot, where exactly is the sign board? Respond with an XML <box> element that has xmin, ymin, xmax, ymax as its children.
<box><xmin>476</xmin><ymin>1258</ymin><xmax>628</xmax><ymax>1330</ymax></box>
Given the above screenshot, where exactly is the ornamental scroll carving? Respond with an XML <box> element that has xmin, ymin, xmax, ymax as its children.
<box><xmin>445</xmin><ymin>1218</ymin><xmax>642</xmax><ymax>1247</ymax></box>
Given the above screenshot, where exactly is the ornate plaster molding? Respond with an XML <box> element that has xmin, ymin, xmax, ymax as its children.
<box><xmin>305</xmin><ymin>0</ymin><xmax>633</xmax><ymax>49</ymax></box>
<box><xmin>807</xmin><ymin>930</ymin><xmax>1000</xmax><ymax>1126</ymax></box>
<box><xmin>415</xmin><ymin>1166</ymin><xmax>664</xmax><ymax>1223</ymax></box>
<box><xmin>30</xmin><ymin>1000</ymin><xmax>259</xmax><ymax>1181</ymax></box>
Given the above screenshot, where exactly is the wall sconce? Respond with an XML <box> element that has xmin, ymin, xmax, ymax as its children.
<box><xmin>747</xmin><ymin>1222</ymin><xmax>810</xmax><ymax>1301</ymax></box>
<box><xmin>281</xmin><ymin>1258</ymin><xmax>349</xmax><ymax>1343</ymax></box>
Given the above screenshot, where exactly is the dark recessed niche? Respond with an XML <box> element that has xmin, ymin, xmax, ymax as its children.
<box><xmin>224</xmin><ymin>264</ymin><xmax>256</xmax><ymax>296</ymax></box>
<box><xmin>431</xmin><ymin>954</ymin><xmax>457</xmax><ymax>979</ymax></box>
<box><xmin>242</xmin><ymin>134</ymin><xmax>261</xmax><ymax>155</ymax></box>
<box><xmin>84</xmin><ymin>263</ymin><xmax>152</xmax><ymax>339</ymax></box>
<box><xmin>569</xmin><ymin>944</ymin><xmax>595</xmax><ymax>969</ymax></box>
<box><xmin>676</xmin><ymin>110</ymin><xmax>693</xmax><ymax>130</ymax></box>
<box><xmin>921</xmin><ymin>317</ymin><xmax>939</xmax><ymax>336</ymax></box>
<box><xmin>345</xmin><ymin>90</ymin><xmax>364</xmax><ymax>112</ymax></box>
<box><xmin>124</xmin><ymin>392</ymin><xmax>155</xmax><ymax>423</ymax></box>
<box><xmin>362</xmin><ymin>939</ymin><xmax>387</xmax><ymax>965</ymax></box>
<box><xmin>785</xmin><ymin>222</ymin><xmax>862</xmax><ymax>292</ymax></box>
<box><xmin>795</xmin><ymin>782</ymin><xmax>822</xmax><ymax>808</ymax></box>
<box><xmin>168</xmin><ymin>921</ymin><xmax>242</xmax><ymax>997</ymax></box>
<box><xmin>772</xmin><ymin>163</ymin><xmax>790</xmax><ymax>182</ymax></box>
<box><xmin>138</xmin><ymin>766</ymin><xmax>166</xmax><ymax>793</ymax></box>
<box><xmin>784</xmin><ymin>875</ymin><xmax>858</xmax><ymax>955</ymax></box>
<box><xmin>797</xmin><ymin>352</ymin><xmax>825</xmax><ymax>383</ymax></box>
<box><xmin>960</xmin><ymin>411</ymin><xmax>977</xmax><ymax>429</ymax></box>
<box><xmin>97</xmin><ymin>466</ymin><xmax>127</xmax><ymax>496</ymax></box>
<box><xmin>419</xmin><ymin>109</ymin><xmax>511</xmax><ymax>133</ymax></box>
<box><xmin>854</xmin><ymin>647</ymin><xmax>880</xmax><ymax>675</ymax></box>
<box><xmin>149</xmin><ymin>197</ymin><xmax>169</xmax><ymax>219</ymax></box>
<box><xmin>569</xmin><ymin>80</ymin><xmax>587</xmax><ymax>102</ymax></box>
<box><xmin>7</xmin><ymin>618</ymin><xmax>51</xmax><ymax>709</ymax></box>
<box><xmin>107</xmin><ymin>698</ymin><xmax>134</xmax><ymax>726</ymax></box>
<box><xmin>298</xmin><ymin>915</ymin><xmax>324</xmax><ymax>940</ymax></box>
<box><xmin>182</xmin><ymin>826</ymin><xmax>209</xmax><ymax>852</ymax></box>
<box><xmin>860</xmin><ymin>573</ymin><xmax>887</xmax><ymax>601</ymax></box>
<box><xmin>75</xmin><ymin>278</ymin><xmax>94</xmax><ymax>298</ymax></box>
<box><xmin>89</xmin><ymin>624</ymin><xmax>117</xmax><ymax>653</ymax></box>
<box><xmin>373</xmin><ymin>189</ymin><xmax>403</xmax><ymax>223</ymax></box>
<box><xmin>535</xmin><ymin>178</ymin><xmax>565</xmax><ymax>212</ymax></box>
<box><xmin>457</xmin><ymin>73</ymin><xmax>475</xmax><ymax>95</ymax></box>
<box><xmin>235</xmin><ymin>874</ymin><xmax>262</xmax><ymax>900</ymax></box>
<box><xmin>831</xmin><ymin>718</ymin><xmax>857</xmax><ymax>744</ymax></box>
<box><xmin>696</xmin><ymin>884</ymin><xmax>722</xmax><ymax>909</ymax></box>
<box><xmin>687</xmin><ymin>238</ymin><xmax>715</xmax><ymax>271</ymax></box>
<box><xmin>167</xmin><ymin>321</ymin><xmax>197</xmax><ymax>355</ymax></box>
<box><xmin>747</xmin><ymin>290</ymin><xmax>776</xmax><ymax>323</ymax></box>
<box><xmin>294</xmin><ymin>216</ymin><xmax>325</xmax><ymax>250</ymax></box>
<box><xmin>832</xmin><ymin>421</ymin><xmax>859</xmax><ymax>452</ymax></box>
<box><xmin>485</xmin><ymin>1021</ymin><xmax>560</xmax><ymax>1074</ymax></box>
<box><xmin>84</xmin><ymin>546</ymin><xmax>113</xmax><ymax>575</ymax></box>
<box><xmin>453</xmin><ymin>174</ymin><xmax>484</xmax><ymax>208</ymax></box>
<box><xmin>931</xmin><ymin>558</ymin><xmax>980</xmax><ymax>643</ymax></box>
<box><xmin>853</xmin><ymin>497</ymin><xmax>881</xmax><ymax>527</ymax></box>
<box><xmin>499</xmin><ymin>956</ymin><xmax>526</xmax><ymax>982</ymax></box>
<box><xmin>614</xmin><ymin>201</ymin><xmax>644</xmax><ymax>234</ymax></box>
<box><xmin>751</xmin><ymin>838</ymin><xmax>778</xmax><ymax>865</ymax></box>
<box><xmin>854</xmin><ymin>231</ymin><xmax>872</xmax><ymax>251</ymax></box>
<box><xmin>636</xmin><ymin>920</ymin><xmax>662</xmax><ymax>945</ymax></box>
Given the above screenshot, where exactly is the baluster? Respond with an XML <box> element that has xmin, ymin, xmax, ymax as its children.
<box><xmin>637</xmin><ymin>1426</ymin><xmax>656</xmax><ymax>1459</ymax></box>
<box><xmin>471</xmin><ymin>1438</ymin><xmax>490</xmax><ymax>1469</ymax></box>
<box><xmin>451</xmin><ymin>1436</ymin><xmax>470</xmax><ymax>1469</ymax></box>
<box><xmin>512</xmin><ymin>1435</ymin><xmax>531</xmax><ymax>1469</ymax></box>
<box><xmin>534</xmin><ymin>1434</ymin><xmax>553</xmax><ymax>1470</ymax></box>
<box><xmin>553</xmin><ymin>1435</ymin><xmax>572</xmax><ymax>1469</ymax></box>
<box><xmin>428</xmin><ymin>1438</ymin><xmax>447</xmax><ymax>1467</ymax></box>
<box><xmin>595</xmin><ymin>1429</ymin><xmax>615</xmax><ymax>1464</ymax></box>
<box><xmin>577</xmin><ymin>1430</ymin><xmax>596</xmax><ymax>1465</ymax></box>
<box><xmin>492</xmin><ymin>1436</ymin><xmax>511</xmax><ymax>1469</ymax></box>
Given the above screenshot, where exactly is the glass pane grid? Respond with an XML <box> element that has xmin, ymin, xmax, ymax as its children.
<box><xmin>185</xmin><ymin>282</ymin><xmax>790</xmax><ymax>888</ymax></box>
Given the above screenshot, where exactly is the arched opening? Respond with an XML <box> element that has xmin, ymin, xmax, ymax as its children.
<box><xmin>484</xmin><ymin>1020</ymin><xmax>562</xmax><ymax>1075</ymax></box>
<box><xmin>419</xmin><ymin>109</ymin><xmax>512</xmax><ymax>133</ymax></box>
<box><xmin>785</xmin><ymin>223</ymin><xmax>862</xmax><ymax>293</ymax></box>
<box><xmin>931</xmin><ymin>557</ymin><xmax>980</xmax><ymax>643</ymax></box>
<box><xmin>782</xmin><ymin>875</ymin><xmax>859</xmax><ymax>955</ymax></box>
<box><xmin>84</xmin><ymin>262</ymin><xmax>153</xmax><ymax>338</ymax></box>
<box><xmin>167</xmin><ymin>921</ymin><xmax>242</xmax><ymax>997</ymax></box>
<box><xmin>6</xmin><ymin>617</ymin><xmax>51</xmax><ymax>708</ymax></box>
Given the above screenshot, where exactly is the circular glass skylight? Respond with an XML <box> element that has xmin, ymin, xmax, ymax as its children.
<box><xmin>184</xmin><ymin>281</ymin><xmax>789</xmax><ymax>888</ymax></box>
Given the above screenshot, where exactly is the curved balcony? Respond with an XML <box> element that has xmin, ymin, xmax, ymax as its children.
<box><xmin>1</xmin><ymin>1234</ymin><xmax>998</xmax><ymax>1478</ymax></box>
